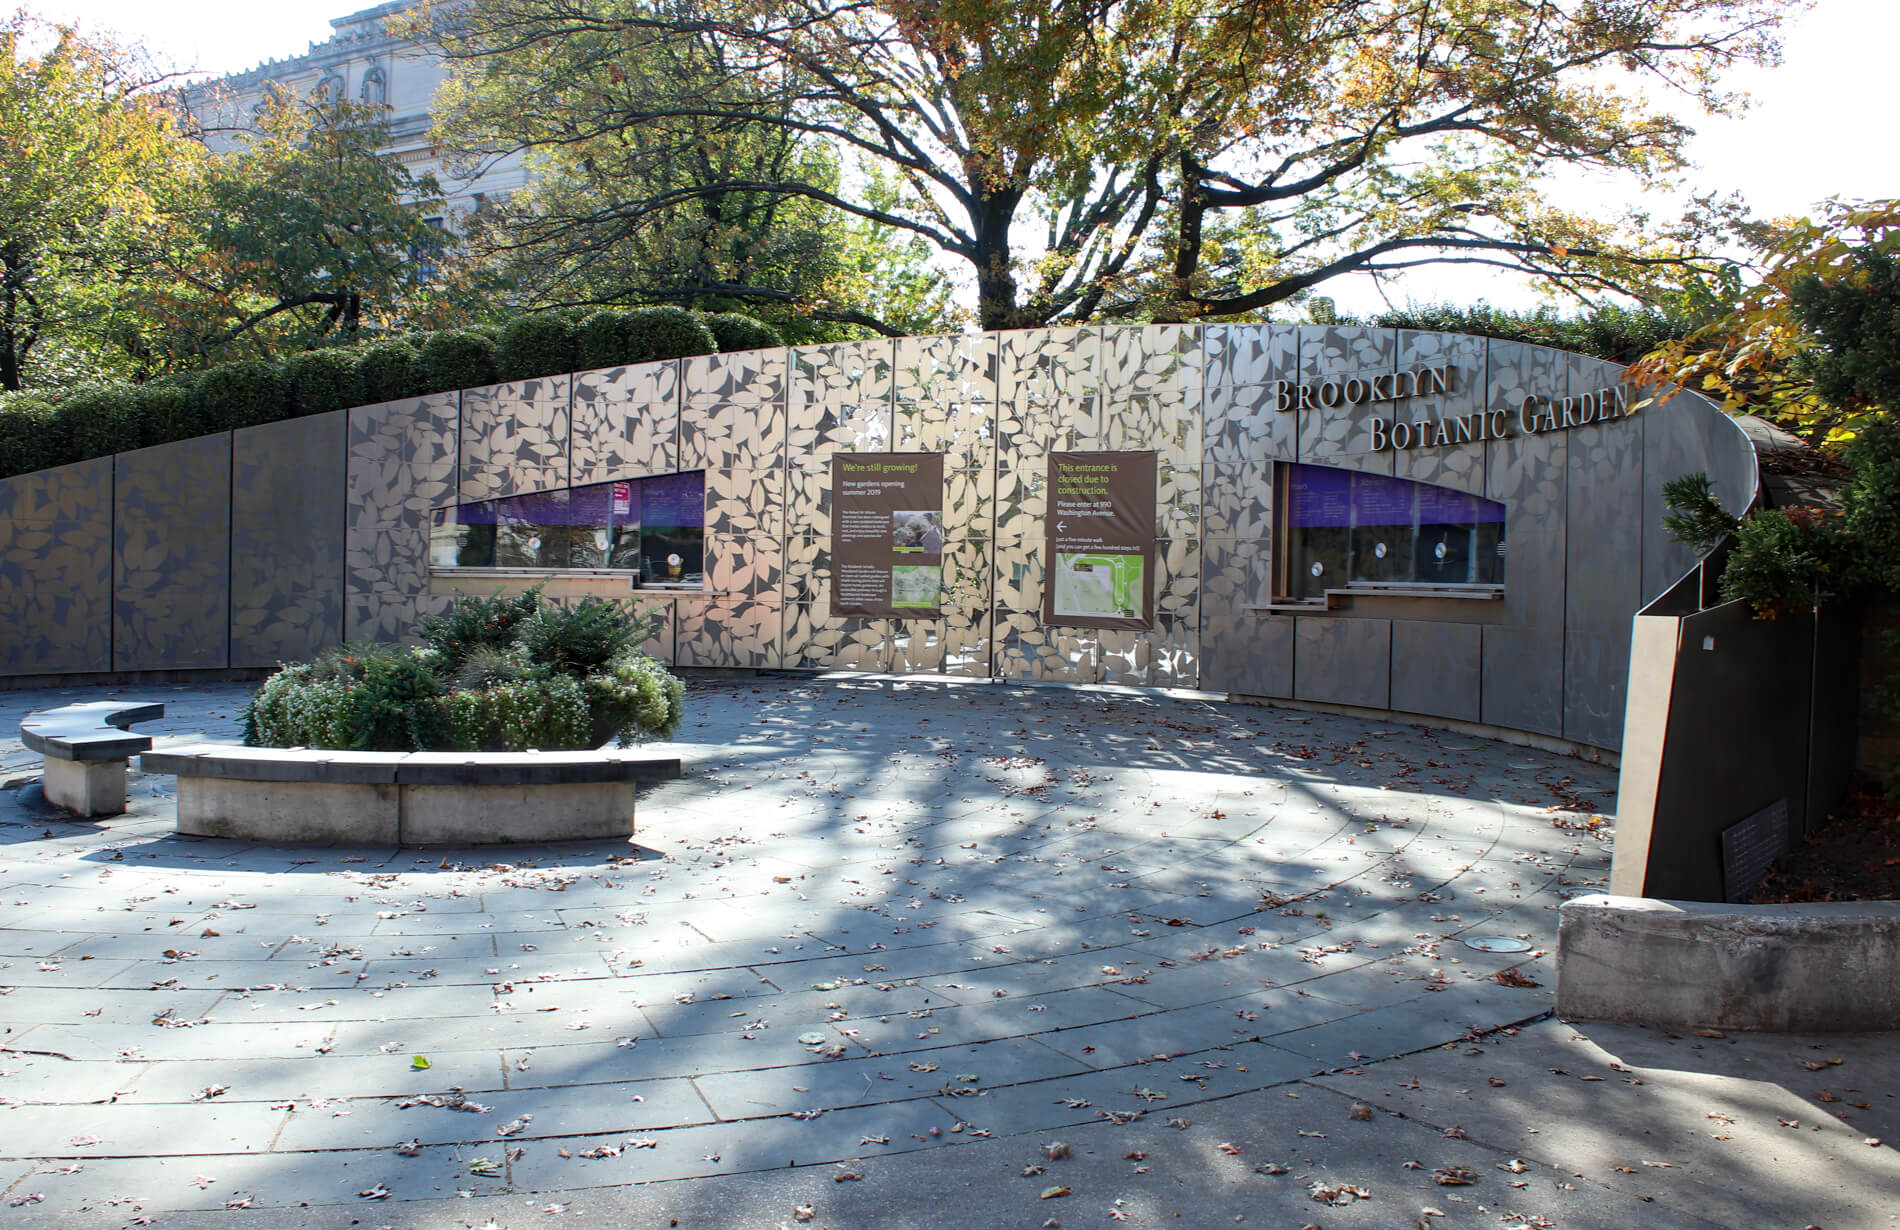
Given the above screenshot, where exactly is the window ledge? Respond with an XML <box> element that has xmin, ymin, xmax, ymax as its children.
<box><xmin>430</xmin><ymin>567</ymin><xmax>720</xmax><ymax>596</ymax></box>
<box><xmin>1249</xmin><ymin>584</ymin><xmax>1503</xmax><ymax>614</ymax></box>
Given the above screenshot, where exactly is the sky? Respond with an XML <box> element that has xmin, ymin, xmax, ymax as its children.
<box><xmin>24</xmin><ymin>0</ymin><xmax>1899</xmax><ymax>315</ymax></box>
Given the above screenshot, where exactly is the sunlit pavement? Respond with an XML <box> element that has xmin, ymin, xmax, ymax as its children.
<box><xmin>0</xmin><ymin>675</ymin><xmax>1894</xmax><ymax>1228</ymax></box>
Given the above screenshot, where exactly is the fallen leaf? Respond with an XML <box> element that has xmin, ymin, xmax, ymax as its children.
<box><xmin>1434</xmin><ymin>1165</ymin><xmax>1479</xmax><ymax>1186</ymax></box>
<box><xmin>1039</xmin><ymin>1185</ymin><xmax>1071</xmax><ymax>1199</ymax></box>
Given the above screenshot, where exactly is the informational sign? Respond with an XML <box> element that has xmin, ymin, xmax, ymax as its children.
<box><xmin>1043</xmin><ymin>451</ymin><xmax>1156</xmax><ymax>630</ymax></box>
<box><xmin>831</xmin><ymin>452</ymin><xmax>944</xmax><ymax>618</ymax></box>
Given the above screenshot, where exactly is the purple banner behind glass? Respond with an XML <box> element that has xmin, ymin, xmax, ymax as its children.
<box><xmin>1287</xmin><ymin>465</ymin><xmax>1352</xmax><ymax>528</ymax></box>
<box><xmin>494</xmin><ymin>489</ymin><xmax>572</xmax><ymax>526</ymax></box>
<box><xmin>643</xmin><ymin>471</ymin><xmax>705</xmax><ymax>528</ymax></box>
<box><xmin>1350</xmin><ymin>472</ymin><xmax>1415</xmax><ymax>526</ymax></box>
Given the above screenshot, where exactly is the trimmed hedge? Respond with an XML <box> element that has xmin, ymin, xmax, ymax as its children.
<box><xmin>131</xmin><ymin>382</ymin><xmax>204</xmax><ymax>448</ymax></box>
<box><xmin>416</xmin><ymin>329</ymin><xmax>500</xmax><ymax>393</ymax></box>
<box><xmin>577</xmin><ymin>307</ymin><xmax>717</xmax><ymax>370</ymax></box>
<box><xmin>198</xmin><ymin>360</ymin><xmax>289</xmax><ymax>432</ymax></box>
<box><xmin>56</xmin><ymin>385</ymin><xmax>142</xmax><ymax>461</ymax></box>
<box><xmin>286</xmin><ymin>348</ymin><xmax>366</xmax><ymax>418</ymax></box>
<box><xmin>497</xmin><ymin>313</ymin><xmax>581</xmax><ymax>384</ymax></box>
<box><xmin>704</xmin><ymin>312</ymin><xmax>784</xmax><ymax>354</ymax></box>
<box><xmin>0</xmin><ymin>394</ymin><xmax>62</xmax><ymax>476</ymax></box>
<box><xmin>0</xmin><ymin>305</ymin><xmax>786</xmax><ymax>480</ymax></box>
<box><xmin>355</xmin><ymin>339</ymin><xmax>417</xmax><ymax>405</ymax></box>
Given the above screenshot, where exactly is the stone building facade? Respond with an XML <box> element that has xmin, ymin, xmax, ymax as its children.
<box><xmin>181</xmin><ymin>1</ymin><xmax>527</xmax><ymax>221</ymax></box>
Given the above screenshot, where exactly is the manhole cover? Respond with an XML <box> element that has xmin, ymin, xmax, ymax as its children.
<box><xmin>1463</xmin><ymin>936</ymin><xmax>1532</xmax><ymax>953</ymax></box>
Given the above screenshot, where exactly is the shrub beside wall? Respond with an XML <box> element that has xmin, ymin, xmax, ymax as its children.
<box><xmin>0</xmin><ymin>308</ymin><xmax>783</xmax><ymax>480</ymax></box>
<box><xmin>243</xmin><ymin>588</ymin><xmax>683</xmax><ymax>753</ymax></box>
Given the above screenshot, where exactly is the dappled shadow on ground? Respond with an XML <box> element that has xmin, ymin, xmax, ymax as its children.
<box><xmin>0</xmin><ymin>673</ymin><xmax>1618</xmax><ymax>1221</ymax></box>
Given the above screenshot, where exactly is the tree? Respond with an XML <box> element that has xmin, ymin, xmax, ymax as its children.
<box><xmin>141</xmin><ymin>96</ymin><xmax>470</xmax><ymax>366</ymax></box>
<box><xmin>1631</xmin><ymin>199</ymin><xmax>1900</xmax><ymax>448</ymax></box>
<box><xmin>426</xmin><ymin>0</ymin><xmax>1795</xmax><ymax>332</ymax></box>
<box><xmin>432</xmin><ymin>10</ymin><xmax>958</xmax><ymax>336</ymax></box>
<box><xmin>0</xmin><ymin>16</ymin><xmax>190</xmax><ymax>390</ymax></box>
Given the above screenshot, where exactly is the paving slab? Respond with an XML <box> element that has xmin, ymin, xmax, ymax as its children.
<box><xmin>2</xmin><ymin>673</ymin><xmax>1893</xmax><ymax>1227</ymax></box>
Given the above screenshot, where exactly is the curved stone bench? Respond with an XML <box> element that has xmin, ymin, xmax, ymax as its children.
<box><xmin>1555</xmin><ymin>893</ymin><xmax>1900</xmax><ymax>1033</ymax></box>
<box><xmin>140</xmin><ymin>744</ymin><xmax>682</xmax><ymax>845</ymax></box>
<box><xmin>21</xmin><ymin>700</ymin><xmax>166</xmax><ymax>817</ymax></box>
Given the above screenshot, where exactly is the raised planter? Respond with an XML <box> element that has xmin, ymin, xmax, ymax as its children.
<box><xmin>1556</xmin><ymin>893</ymin><xmax>1900</xmax><ymax>1033</ymax></box>
<box><xmin>140</xmin><ymin>744</ymin><xmax>682</xmax><ymax>845</ymax></box>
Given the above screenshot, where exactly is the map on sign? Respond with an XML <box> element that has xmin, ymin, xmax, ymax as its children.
<box><xmin>1052</xmin><ymin>552</ymin><xmax>1144</xmax><ymax>619</ymax></box>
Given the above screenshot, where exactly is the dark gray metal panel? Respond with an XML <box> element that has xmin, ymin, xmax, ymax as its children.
<box><xmin>1292</xmin><ymin>615</ymin><xmax>1391</xmax><ymax>710</ymax></box>
<box><xmin>1562</xmin><ymin>357</ymin><xmax>1645</xmax><ymax>750</ymax></box>
<box><xmin>113</xmin><ymin>434</ymin><xmax>232</xmax><ymax>671</ymax></box>
<box><xmin>1394</xmin><ymin>330</ymin><xmax>1487</xmax><ymax>496</ymax></box>
<box><xmin>1636</xmin><ymin>387</ymin><xmax>1760</xmax><ymax>604</ymax></box>
<box><xmin>0</xmin><ymin>458</ymin><xmax>113</xmax><ymax>676</ymax></box>
<box><xmin>1643</xmin><ymin>601</ymin><xmax>1815</xmax><ymax>901</ymax></box>
<box><xmin>1297</xmin><ymin>325</ymin><xmax>1396</xmax><ymax>475</ymax></box>
<box><xmin>1200</xmin><ymin>610</ymin><xmax>1293</xmax><ymax>698</ymax></box>
<box><xmin>345</xmin><ymin>393</ymin><xmax>460</xmax><ymax>643</ymax></box>
<box><xmin>1390</xmin><ymin>619</ymin><xmax>1481</xmax><ymax>722</ymax></box>
<box><xmin>1806</xmin><ymin>602</ymin><xmax>1861</xmax><ymax>839</ymax></box>
<box><xmin>230</xmin><ymin>410</ymin><xmax>347</xmax><ymax>668</ymax></box>
<box><xmin>1480</xmin><ymin>342</ymin><xmax>1568</xmax><ymax>738</ymax></box>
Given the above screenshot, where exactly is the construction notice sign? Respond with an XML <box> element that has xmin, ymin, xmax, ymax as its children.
<box><xmin>831</xmin><ymin>452</ymin><xmax>945</xmax><ymax>618</ymax></box>
<box><xmin>1043</xmin><ymin>451</ymin><xmax>1156</xmax><ymax>630</ymax></box>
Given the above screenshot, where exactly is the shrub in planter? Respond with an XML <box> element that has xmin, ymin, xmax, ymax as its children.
<box><xmin>198</xmin><ymin>359</ymin><xmax>290</xmax><ymax>432</ymax></box>
<box><xmin>417</xmin><ymin>588</ymin><xmax>544</xmax><ymax>672</ymax></box>
<box><xmin>497</xmin><ymin>313</ymin><xmax>581</xmax><ymax>383</ymax></box>
<box><xmin>54</xmin><ymin>384</ymin><xmax>141</xmax><ymax>460</ymax></box>
<box><xmin>286</xmin><ymin>348</ymin><xmax>366</xmax><ymax>417</ymax></box>
<box><xmin>515</xmin><ymin>596</ymin><xmax>662</xmax><ymax>677</ymax></box>
<box><xmin>444</xmin><ymin>674</ymin><xmax>592</xmax><ymax>751</ymax></box>
<box><xmin>0</xmin><ymin>393</ymin><xmax>66</xmax><ymax>476</ymax></box>
<box><xmin>704</xmin><ymin>312</ymin><xmax>784</xmax><ymax>354</ymax></box>
<box><xmin>584</xmin><ymin>652</ymin><xmax>685</xmax><ymax>745</ymax></box>
<box><xmin>355</xmin><ymin>339</ymin><xmax>418</xmax><ymax>404</ymax></box>
<box><xmin>243</xmin><ymin>643</ymin><xmax>450</xmax><ymax>751</ymax></box>
<box><xmin>416</xmin><ymin>329</ymin><xmax>499</xmax><ymax>393</ymax></box>
<box><xmin>130</xmin><ymin>382</ymin><xmax>205</xmax><ymax>448</ymax></box>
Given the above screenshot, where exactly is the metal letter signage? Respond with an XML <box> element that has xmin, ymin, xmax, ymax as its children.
<box><xmin>1043</xmin><ymin>451</ymin><xmax>1156</xmax><ymax>630</ymax></box>
<box><xmin>831</xmin><ymin>452</ymin><xmax>945</xmax><ymax>618</ymax></box>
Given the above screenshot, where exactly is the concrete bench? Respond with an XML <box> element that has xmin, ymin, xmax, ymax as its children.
<box><xmin>140</xmin><ymin>744</ymin><xmax>682</xmax><ymax>845</ymax></box>
<box><xmin>20</xmin><ymin>700</ymin><xmax>166</xmax><ymax>817</ymax></box>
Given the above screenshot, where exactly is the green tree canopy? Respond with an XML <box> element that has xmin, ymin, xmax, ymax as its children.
<box><xmin>424</xmin><ymin>0</ymin><xmax>1797</xmax><ymax>332</ymax></box>
<box><xmin>142</xmin><ymin>95</ymin><xmax>470</xmax><ymax>367</ymax></box>
<box><xmin>1631</xmin><ymin>198</ymin><xmax>1900</xmax><ymax>447</ymax></box>
<box><xmin>0</xmin><ymin>15</ymin><xmax>191</xmax><ymax>389</ymax></box>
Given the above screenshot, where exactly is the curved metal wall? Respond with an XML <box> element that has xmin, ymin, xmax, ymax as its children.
<box><xmin>0</xmin><ymin>326</ymin><xmax>1756</xmax><ymax>751</ymax></box>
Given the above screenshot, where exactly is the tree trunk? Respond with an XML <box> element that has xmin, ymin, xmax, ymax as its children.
<box><xmin>970</xmin><ymin>184</ymin><xmax>1027</xmax><ymax>332</ymax></box>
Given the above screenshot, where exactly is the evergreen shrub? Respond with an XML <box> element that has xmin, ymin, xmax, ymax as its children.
<box><xmin>415</xmin><ymin>329</ymin><xmax>499</xmax><ymax>394</ymax></box>
<box><xmin>497</xmin><ymin>313</ymin><xmax>581</xmax><ymax>383</ymax></box>
<box><xmin>198</xmin><ymin>359</ymin><xmax>290</xmax><ymax>432</ymax></box>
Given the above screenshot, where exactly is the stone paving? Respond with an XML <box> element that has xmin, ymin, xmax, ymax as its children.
<box><xmin>3</xmin><ymin>673</ymin><xmax>1887</xmax><ymax>1228</ymax></box>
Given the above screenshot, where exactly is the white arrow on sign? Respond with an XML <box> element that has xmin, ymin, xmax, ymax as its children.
<box><xmin>1057</xmin><ymin>521</ymin><xmax>1067</xmax><ymax>532</ymax></box>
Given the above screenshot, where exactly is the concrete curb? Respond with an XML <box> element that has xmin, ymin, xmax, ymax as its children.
<box><xmin>1556</xmin><ymin>893</ymin><xmax>1900</xmax><ymax>1032</ymax></box>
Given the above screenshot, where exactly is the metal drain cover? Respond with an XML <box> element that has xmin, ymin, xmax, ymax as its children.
<box><xmin>1463</xmin><ymin>936</ymin><xmax>1532</xmax><ymax>953</ymax></box>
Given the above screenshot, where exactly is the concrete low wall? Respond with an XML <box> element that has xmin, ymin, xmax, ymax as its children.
<box><xmin>1557</xmin><ymin>893</ymin><xmax>1900</xmax><ymax>1032</ymax></box>
<box><xmin>146</xmin><ymin>744</ymin><xmax>681</xmax><ymax>846</ymax></box>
